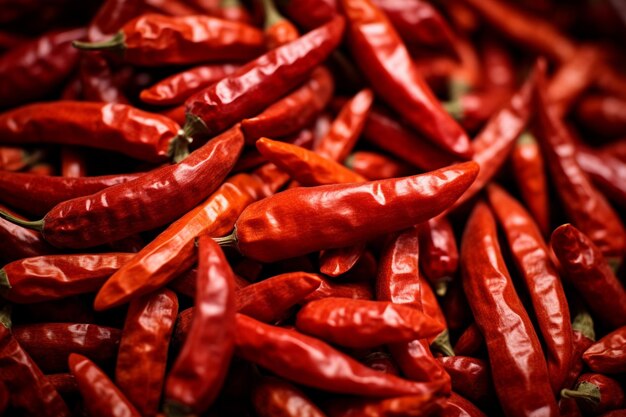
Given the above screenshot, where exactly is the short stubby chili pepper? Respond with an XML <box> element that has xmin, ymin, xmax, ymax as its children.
<box><xmin>69</xmin><ymin>353</ymin><xmax>141</xmax><ymax>417</ymax></box>
<box><xmin>460</xmin><ymin>201</ymin><xmax>559</xmax><ymax>417</ymax></box>
<box><xmin>0</xmin><ymin>126</ymin><xmax>243</xmax><ymax>250</ymax></box>
<box><xmin>324</xmin><ymin>393</ymin><xmax>448</xmax><ymax>417</ymax></box>
<box><xmin>0</xmin><ymin>253</ymin><xmax>134</xmax><ymax>304</ymax></box>
<box><xmin>0</xmin><ymin>27</ymin><xmax>86</xmax><ymax>108</ymax></box>
<box><xmin>116</xmin><ymin>289</ymin><xmax>178</xmax><ymax>417</ymax></box>
<box><xmin>261</xmin><ymin>0</ymin><xmax>300</xmax><ymax>50</ymax></box>
<box><xmin>215</xmin><ymin>161</ymin><xmax>479</xmax><ymax>263</ymax></box>
<box><xmin>235</xmin><ymin>313</ymin><xmax>449</xmax><ymax>397</ymax></box>
<box><xmin>444</xmin><ymin>393</ymin><xmax>487</xmax><ymax>417</ymax></box>
<box><xmin>583</xmin><ymin>326</ymin><xmax>626</xmax><ymax>374</ymax></box>
<box><xmin>0</xmin><ymin>101</ymin><xmax>182</xmax><ymax>163</ymax></box>
<box><xmin>340</xmin><ymin>0</ymin><xmax>471</xmax><ymax>160</ymax></box>
<box><xmin>437</xmin><ymin>356</ymin><xmax>494</xmax><ymax>406</ymax></box>
<box><xmin>252</xmin><ymin>376</ymin><xmax>327</xmax><ymax>417</ymax></box>
<box><xmin>295</xmin><ymin>298</ymin><xmax>444</xmax><ymax>348</ymax></box>
<box><xmin>0</xmin><ymin>204</ymin><xmax>57</xmax><ymax>264</ymax></box>
<box><xmin>418</xmin><ymin>216</ymin><xmax>458</xmax><ymax>296</ymax></box>
<box><xmin>345</xmin><ymin>151</ymin><xmax>414</xmax><ymax>180</ymax></box>
<box><xmin>12</xmin><ymin>323</ymin><xmax>121</xmax><ymax>373</ymax></box>
<box><xmin>550</xmin><ymin>224</ymin><xmax>626</xmax><ymax>329</ymax></box>
<box><xmin>164</xmin><ymin>237</ymin><xmax>236</xmax><ymax>416</ymax></box>
<box><xmin>561</xmin><ymin>373</ymin><xmax>625</xmax><ymax>415</ymax></box>
<box><xmin>73</xmin><ymin>13</ymin><xmax>265</xmax><ymax>66</ymax></box>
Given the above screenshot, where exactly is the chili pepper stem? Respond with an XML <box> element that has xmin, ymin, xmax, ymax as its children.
<box><xmin>261</xmin><ymin>0</ymin><xmax>283</xmax><ymax>29</ymax></box>
<box><xmin>163</xmin><ymin>399</ymin><xmax>194</xmax><ymax>417</ymax></box>
<box><xmin>72</xmin><ymin>32</ymin><xmax>125</xmax><ymax>52</ymax></box>
<box><xmin>168</xmin><ymin>129</ymin><xmax>193</xmax><ymax>164</ymax></box>
<box><xmin>213</xmin><ymin>229</ymin><xmax>238</xmax><ymax>250</ymax></box>
<box><xmin>572</xmin><ymin>311</ymin><xmax>595</xmax><ymax>341</ymax></box>
<box><xmin>443</xmin><ymin>99</ymin><xmax>463</xmax><ymax>121</ymax></box>
<box><xmin>0</xmin><ymin>270</ymin><xmax>10</xmax><ymax>289</ymax></box>
<box><xmin>449</xmin><ymin>80</ymin><xmax>470</xmax><ymax>102</ymax></box>
<box><xmin>431</xmin><ymin>330</ymin><xmax>455</xmax><ymax>356</ymax></box>
<box><xmin>0</xmin><ymin>304</ymin><xmax>11</xmax><ymax>329</ymax></box>
<box><xmin>561</xmin><ymin>383</ymin><xmax>601</xmax><ymax>405</ymax></box>
<box><xmin>0</xmin><ymin>211</ymin><xmax>44</xmax><ymax>232</ymax></box>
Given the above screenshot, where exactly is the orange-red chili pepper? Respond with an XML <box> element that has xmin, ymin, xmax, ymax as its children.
<box><xmin>437</xmin><ymin>356</ymin><xmax>494</xmax><ymax>406</ymax></box>
<box><xmin>261</xmin><ymin>0</ymin><xmax>299</xmax><ymax>49</ymax></box>
<box><xmin>576</xmin><ymin>95</ymin><xmax>626</xmax><ymax>139</ymax></box>
<box><xmin>583</xmin><ymin>326</ymin><xmax>626</xmax><ymax>374</ymax></box>
<box><xmin>252</xmin><ymin>376</ymin><xmax>327</xmax><ymax>417</ymax></box>
<box><xmin>561</xmin><ymin>373</ymin><xmax>625</xmax><ymax>415</ymax></box>
<box><xmin>0</xmin><ymin>204</ymin><xmax>57</xmax><ymax>264</ymax></box>
<box><xmin>418</xmin><ymin>216</ymin><xmax>458</xmax><ymax>296</ymax></box>
<box><xmin>345</xmin><ymin>151</ymin><xmax>414</xmax><ymax>180</ymax></box>
<box><xmin>302</xmin><ymin>277</ymin><xmax>373</xmax><ymax>303</ymax></box>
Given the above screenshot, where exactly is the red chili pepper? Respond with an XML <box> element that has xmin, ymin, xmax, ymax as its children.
<box><xmin>0</xmin><ymin>204</ymin><xmax>57</xmax><ymax>263</ymax></box>
<box><xmin>418</xmin><ymin>216</ymin><xmax>458</xmax><ymax>296</ymax></box>
<box><xmin>340</xmin><ymin>0</ymin><xmax>471</xmax><ymax>160</ymax></box>
<box><xmin>575</xmin><ymin>143</ymin><xmax>626</xmax><ymax>210</ymax></box>
<box><xmin>453</xmin><ymin>323</ymin><xmax>484</xmax><ymax>357</ymax></box>
<box><xmin>461</xmin><ymin>201</ymin><xmax>559</xmax><ymax>417</ymax></box>
<box><xmin>319</xmin><ymin>243</ymin><xmax>367</xmax><ymax>277</ymax></box>
<box><xmin>360</xmin><ymin>350</ymin><xmax>400</xmax><ymax>375</ymax></box>
<box><xmin>576</xmin><ymin>95</ymin><xmax>626</xmax><ymax>139</ymax></box>
<box><xmin>0</xmin><ymin>146</ymin><xmax>42</xmax><ymax>171</ymax></box>
<box><xmin>583</xmin><ymin>326</ymin><xmax>626</xmax><ymax>374</ymax></box>
<box><xmin>345</xmin><ymin>151</ymin><xmax>414</xmax><ymax>180</ymax></box>
<box><xmin>253</xmin><ymin>376</ymin><xmax>327</xmax><ymax>417</ymax></box>
<box><xmin>0</xmin><ymin>28</ymin><xmax>86</xmax><ymax>108</ymax></box>
<box><xmin>280</xmin><ymin>0</ymin><xmax>337</xmax><ymax>30</ymax></box>
<box><xmin>302</xmin><ymin>277</ymin><xmax>373</xmax><ymax>303</ymax></box>
<box><xmin>87</xmin><ymin>0</ymin><xmax>145</xmax><ymax>41</ymax></box>
<box><xmin>562</xmin><ymin>373</ymin><xmax>625</xmax><ymax>415</ymax></box>
<box><xmin>69</xmin><ymin>353</ymin><xmax>141</xmax><ymax>417</ymax></box>
<box><xmin>235</xmin><ymin>313</ymin><xmax>449</xmax><ymax>397</ymax></box>
<box><xmin>60</xmin><ymin>148</ymin><xmax>87</xmax><ymax>178</ymax></box>
<box><xmin>443</xmin><ymin>393</ymin><xmax>487</xmax><ymax>417</ymax></box>
<box><xmin>164</xmin><ymin>237</ymin><xmax>236</xmax><ymax>416</ymax></box>
<box><xmin>324</xmin><ymin>393</ymin><xmax>447</xmax><ymax>417</ymax></box>
<box><xmin>437</xmin><ymin>356</ymin><xmax>494</xmax><ymax>406</ymax></box>
<box><xmin>116</xmin><ymin>289</ymin><xmax>178</xmax><ymax>417</ymax></box>
<box><xmin>261</xmin><ymin>0</ymin><xmax>300</xmax><ymax>49</ymax></box>
<box><xmin>79</xmin><ymin>53</ymin><xmax>129</xmax><ymax>104</ymax></box>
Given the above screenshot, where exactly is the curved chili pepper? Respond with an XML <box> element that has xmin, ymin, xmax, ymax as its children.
<box><xmin>0</xmin><ymin>28</ymin><xmax>86</xmax><ymax>108</ymax></box>
<box><xmin>576</xmin><ymin>95</ymin><xmax>626</xmax><ymax>138</ymax></box>
<box><xmin>453</xmin><ymin>323</ymin><xmax>484</xmax><ymax>357</ymax></box>
<box><xmin>0</xmin><ymin>204</ymin><xmax>57</xmax><ymax>264</ymax></box>
<box><xmin>575</xmin><ymin>144</ymin><xmax>626</xmax><ymax>210</ymax></box>
<box><xmin>216</xmin><ymin>162</ymin><xmax>478</xmax><ymax>262</ymax></box>
<box><xmin>262</xmin><ymin>0</ymin><xmax>299</xmax><ymax>49</ymax></box>
<box><xmin>116</xmin><ymin>289</ymin><xmax>178</xmax><ymax>417</ymax></box>
<box><xmin>253</xmin><ymin>376</ymin><xmax>327</xmax><ymax>417</ymax></box>
<box><xmin>45</xmin><ymin>373</ymin><xmax>78</xmax><ymax>396</ymax></box>
<box><xmin>460</xmin><ymin>201</ymin><xmax>559</xmax><ymax>417</ymax></box>
<box><xmin>345</xmin><ymin>151</ymin><xmax>414</xmax><ymax>180</ymax></box>
<box><xmin>319</xmin><ymin>243</ymin><xmax>367</xmax><ymax>277</ymax></box>
<box><xmin>164</xmin><ymin>237</ymin><xmax>236</xmax><ymax>416</ymax></box>
<box><xmin>444</xmin><ymin>393</ymin><xmax>487</xmax><ymax>417</ymax></box>
<box><xmin>235</xmin><ymin>313</ymin><xmax>449</xmax><ymax>397</ymax></box>
<box><xmin>341</xmin><ymin>0</ymin><xmax>471</xmax><ymax>160</ymax></box>
<box><xmin>0</xmin><ymin>101</ymin><xmax>182</xmax><ymax>162</ymax></box>
<box><xmin>324</xmin><ymin>393</ymin><xmax>447</xmax><ymax>417</ymax></box>
<box><xmin>437</xmin><ymin>356</ymin><xmax>494</xmax><ymax>406</ymax></box>
<box><xmin>1</xmin><ymin>126</ymin><xmax>243</xmax><ymax>250</ymax></box>
<box><xmin>0</xmin><ymin>146</ymin><xmax>42</xmax><ymax>171</ymax></box>
<box><xmin>302</xmin><ymin>277</ymin><xmax>373</xmax><ymax>303</ymax></box>
<box><xmin>79</xmin><ymin>53</ymin><xmax>129</xmax><ymax>104</ymax></box>
<box><xmin>12</xmin><ymin>323</ymin><xmax>121</xmax><ymax>373</ymax></box>
<box><xmin>0</xmin><ymin>171</ymin><xmax>143</xmax><ymax>216</ymax></box>
<box><xmin>583</xmin><ymin>326</ymin><xmax>626</xmax><ymax>374</ymax></box>
<box><xmin>551</xmin><ymin>224</ymin><xmax>626</xmax><ymax>329</ymax></box>
<box><xmin>140</xmin><ymin>64</ymin><xmax>239</xmax><ymax>106</ymax></box>
<box><xmin>418</xmin><ymin>216</ymin><xmax>458</xmax><ymax>296</ymax></box>
<box><xmin>241</xmin><ymin>67</ymin><xmax>334</xmax><ymax>144</ymax></box>
<box><xmin>69</xmin><ymin>353</ymin><xmax>141</xmax><ymax>417</ymax></box>
<box><xmin>561</xmin><ymin>373</ymin><xmax>625</xmax><ymax>415</ymax></box>
<box><xmin>74</xmin><ymin>14</ymin><xmax>264</xmax><ymax>66</ymax></box>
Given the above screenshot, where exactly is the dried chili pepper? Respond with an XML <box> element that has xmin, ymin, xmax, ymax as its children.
<box><xmin>438</xmin><ymin>356</ymin><xmax>494</xmax><ymax>407</ymax></box>
<box><xmin>215</xmin><ymin>162</ymin><xmax>478</xmax><ymax>262</ymax></box>
<box><xmin>318</xmin><ymin>243</ymin><xmax>367</xmax><ymax>277</ymax></box>
<box><xmin>164</xmin><ymin>237</ymin><xmax>236</xmax><ymax>416</ymax></box>
<box><xmin>461</xmin><ymin>201</ymin><xmax>559</xmax><ymax>417</ymax></box>
<box><xmin>324</xmin><ymin>393</ymin><xmax>447</xmax><ymax>417</ymax></box>
<box><xmin>69</xmin><ymin>353</ymin><xmax>141</xmax><ymax>417</ymax></box>
<box><xmin>345</xmin><ymin>151</ymin><xmax>413</xmax><ymax>180</ymax></box>
<box><xmin>0</xmin><ymin>204</ymin><xmax>57</xmax><ymax>263</ymax></box>
<box><xmin>116</xmin><ymin>289</ymin><xmax>178</xmax><ymax>417</ymax></box>
<box><xmin>79</xmin><ymin>53</ymin><xmax>129</xmax><ymax>104</ymax></box>
<box><xmin>561</xmin><ymin>373</ymin><xmax>625</xmax><ymax>415</ymax></box>
<box><xmin>575</xmin><ymin>144</ymin><xmax>626</xmax><ymax>210</ymax></box>
<box><xmin>302</xmin><ymin>278</ymin><xmax>373</xmax><ymax>303</ymax></box>
<box><xmin>453</xmin><ymin>323</ymin><xmax>484</xmax><ymax>357</ymax></box>
<box><xmin>60</xmin><ymin>148</ymin><xmax>87</xmax><ymax>178</ymax></box>
<box><xmin>551</xmin><ymin>224</ymin><xmax>626</xmax><ymax>329</ymax></box>
<box><xmin>253</xmin><ymin>376</ymin><xmax>327</xmax><ymax>417</ymax></box>
<box><xmin>444</xmin><ymin>393</ymin><xmax>487</xmax><ymax>417</ymax></box>
<box><xmin>262</xmin><ymin>0</ymin><xmax>299</xmax><ymax>49</ymax></box>
<box><xmin>583</xmin><ymin>326</ymin><xmax>626</xmax><ymax>374</ymax></box>
<box><xmin>418</xmin><ymin>216</ymin><xmax>458</xmax><ymax>296</ymax></box>
<box><xmin>576</xmin><ymin>95</ymin><xmax>626</xmax><ymax>139</ymax></box>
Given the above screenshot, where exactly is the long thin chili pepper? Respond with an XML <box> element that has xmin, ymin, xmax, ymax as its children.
<box><xmin>0</xmin><ymin>204</ymin><xmax>57</xmax><ymax>264</ymax></box>
<box><xmin>0</xmin><ymin>126</ymin><xmax>243</xmax><ymax>250</ymax></box>
<box><xmin>324</xmin><ymin>393</ymin><xmax>447</xmax><ymax>417</ymax></box>
<box><xmin>576</xmin><ymin>95</ymin><xmax>626</xmax><ymax>139</ymax></box>
<box><xmin>583</xmin><ymin>326</ymin><xmax>626</xmax><ymax>374</ymax></box>
<box><xmin>69</xmin><ymin>353</ymin><xmax>141</xmax><ymax>417</ymax></box>
<box><xmin>418</xmin><ymin>216</ymin><xmax>458</xmax><ymax>296</ymax></box>
<box><xmin>437</xmin><ymin>356</ymin><xmax>494</xmax><ymax>406</ymax></box>
<box><xmin>116</xmin><ymin>289</ymin><xmax>178</xmax><ymax>417</ymax></box>
<box><xmin>235</xmin><ymin>313</ymin><xmax>449</xmax><ymax>397</ymax></box>
<box><xmin>164</xmin><ymin>237</ymin><xmax>236</xmax><ymax>416</ymax></box>
<box><xmin>341</xmin><ymin>0</ymin><xmax>471</xmax><ymax>160</ymax></box>
<box><xmin>253</xmin><ymin>376</ymin><xmax>327</xmax><ymax>417</ymax></box>
<box><xmin>487</xmin><ymin>184</ymin><xmax>573</xmax><ymax>393</ymax></box>
<box><xmin>561</xmin><ymin>373</ymin><xmax>625</xmax><ymax>415</ymax></box>
<box><xmin>461</xmin><ymin>201</ymin><xmax>559</xmax><ymax>417</ymax></box>
<box><xmin>215</xmin><ymin>162</ymin><xmax>478</xmax><ymax>262</ymax></box>
<box><xmin>345</xmin><ymin>151</ymin><xmax>414</xmax><ymax>180</ymax></box>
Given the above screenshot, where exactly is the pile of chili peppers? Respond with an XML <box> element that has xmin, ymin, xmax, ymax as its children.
<box><xmin>1</xmin><ymin>0</ymin><xmax>626</xmax><ymax>416</ymax></box>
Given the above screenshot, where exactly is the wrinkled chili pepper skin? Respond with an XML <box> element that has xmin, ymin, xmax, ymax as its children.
<box><xmin>185</xmin><ymin>17</ymin><xmax>344</xmax><ymax>138</ymax></box>
<box><xmin>0</xmin><ymin>253</ymin><xmax>134</xmax><ymax>304</ymax></box>
<box><xmin>0</xmin><ymin>28</ymin><xmax>86</xmax><ymax>108</ymax></box>
<box><xmin>0</xmin><ymin>204</ymin><xmax>57</xmax><ymax>263</ymax></box>
<box><xmin>346</xmin><ymin>151</ymin><xmax>414</xmax><ymax>180</ymax></box>
<box><xmin>437</xmin><ymin>356</ymin><xmax>493</xmax><ymax>406</ymax></box>
<box><xmin>0</xmin><ymin>171</ymin><xmax>143</xmax><ymax>216</ymax></box>
<box><xmin>562</xmin><ymin>373</ymin><xmax>625</xmax><ymax>415</ymax></box>
<box><xmin>444</xmin><ymin>393</ymin><xmax>487</xmax><ymax>417</ymax></box>
<box><xmin>69</xmin><ymin>353</ymin><xmax>141</xmax><ymax>417</ymax></box>
<box><xmin>36</xmin><ymin>126</ymin><xmax>243</xmax><ymax>251</ymax></box>
<box><xmin>324</xmin><ymin>393</ymin><xmax>447</xmax><ymax>417</ymax></box>
<box><xmin>461</xmin><ymin>201</ymin><xmax>559</xmax><ymax>417</ymax></box>
<box><xmin>227</xmin><ymin>162</ymin><xmax>478</xmax><ymax>262</ymax></box>
<box><xmin>12</xmin><ymin>323</ymin><xmax>121</xmax><ymax>373</ymax></box>
<box><xmin>116</xmin><ymin>289</ymin><xmax>178</xmax><ymax>417</ymax></box>
<box><xmin>0</xmin><ymin>101</ymin><xmax>180</xmax><ymax>162</ymax></box>
<box><xmin>235</xmin><ymin>313</ymin><xmax>449</xmax><ymax>397</ymax></box>
<box><xmin>165</xmin><ymin>237</ymin><xmax>236</xmax><ymax>415</ymax></box>
<box><xmin>140</xmin><ymin>64</ymin><xmax>239</xmax><ymax>106</ymax></box>
<box><xmin>551</xmin><ymin>224</ymin><xmax>626</xmax><ymax>329</ymax></box>
<box><xmin>583</xmin><ymin>326</ymin><xmax>626</xmax><ymax>374</ymax></box>
<box><xmin>253</xmin><ymin>376</ymin><xmax>327</xmax><ymax>417</ymax></box>
<box><xmin>340</xmin><ymin>0</ymin><xmax>471</xmax><ymax>160</ymax></box>
<box><xmin>576</xmin><ymin>95</ymin><xmax>626</xmax><ymax>139</ymax></box>
<box><xmin>418</xmin><ymin>216</ymin><xmax>458</xmax><ymax>294</ymax></box>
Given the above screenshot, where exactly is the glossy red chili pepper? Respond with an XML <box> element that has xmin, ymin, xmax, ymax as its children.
<box><xmin>235</xmin><ymin>313</ymin><xmax>449</xmax><ymax>397</ymax></box>
<box><xmin>345</xmin><ymin>151</ymin><xmax>414</xmax><ymax>180</ymax></box>
<box><xmin>319</xmin><ymin>243</ymin><xmax>367</xmax><ymax>277</ymax></box>
<box><xmin>341</xmin><ymin>0</ymin><xmax>471</xmax><ymax>160</ymax></box>
<box><xmin>302</xmin><ymin>277</ymin><xmax>373</xmax><ymax>303</ymax></box>
<box><xmin>576</xmin><ymin>95</ymin><xmax>626</xmax><ymax>139</ymax></box>
<box><xmin>253</xmin><ymin>376</ymin><xmax>327</xmax><ymax>417</ymax></box>
<box><xmin>461</xmin><ymin>201</ymin><xmax>559</xmax><ymax>417</ymax></box>
<box><xmin>69</xmin><ymin>353</ymin><xmax>141</xmax><ymax>417</ymax></box>
<box><xmin>444</xmin><ymin>393</ymin><xmax>487</xmax><ymax>417</ymax></box>
<box><xmin>437</xmin><ymin>356</ymin><xmax>494</xmax><ymax>406</ymax></box>
<box><xmin>324</xmin><ymin>393</ymin><xmax>447</xmax><ymax>417</ymax></box>
<box><xmin>453</xmin><ymin>323</ymin><xmax>484</xmax><ymax>357</ymax></box>
<box><xmin>583</xmin><ymin>326</ymin><xmax>626</xmax><ymax>374</ymax></box>
<box><xmin>561</xmin><ymin>373</ymin><xmax>625</xmax><ymax>415</ymax></box>
<box><xmin>45</xmin><ymin>373</ymin><xmax>78</xmax><ymax>396</ymax></box>
<box><xmin>216</xmin><ymin>162</ymin><xmax>478</xmax><ymax>262</ymax></box>
<box><xmin>79</xmin><ymin>53</ymin><xmax>129</xmax><ymax>104</ymax></box>
<box><xmin>575</xmin><ymin>143</ymin><xmax>626</xmax><ymax>210</ymax></box>
<box><xmin>116</xmin><ymin>289</ymin><xmax>178</xmax><ymax>417</ymax></box>
<box><xmin>0</xmin><ymin>28</ymin><xmax>86</xmax><ymax>108</ymax></box>
<box><xmin>0</xmin><ymin>101</ymin><xmax>182</xmax><ymax>162</ymax></box>
<box><xmin>262</xmin><ymin>0</ymin><xmax>299</xmax><ymax>49</ymax></box>
<box><xmin>0</xmin><ymin>204</ymin><xmax>57</xmax><ymax>263</ymax></box>
<box><xmin>164</xmin><ymin>237</ymin><xmax>236</xmax><ymax>416</ymax></box>
<box><xmin>418</xmin><ymin>216</ymin><xmax>458</xmax><ymax>296</ymax></box>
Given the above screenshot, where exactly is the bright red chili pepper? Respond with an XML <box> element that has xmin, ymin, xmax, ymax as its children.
<box><xmin>0</xmin><ymin>204</ymin><xmax>57</xmax><ymax>264</ymax></box>
<box><xmin>576</xmin><ymin>95</ymin><xmax>626</xmax><ymax>139</ymax></box>
<box><xmin>345</xmin><ymin>151</ymin><xmax>414</xmax><ymax>180</ymax></box>
<box><xmin>583</xmin><ymin>326</ymin><xmax>626</xmax><ymax>374</ymax></box>
<box><xmin>437</xmin><ymin>356</ymin><xmax>494</xmax><ymax>406</ymax></box>
<box><xmin>461</xmin><ymin>201</ymin><xmax>559</xmax><ymax>417</ymax></box>
<box><xmin>324</xmin><ymin>393</ymin><xmax>447</xmax><ymax>417</ymax></box>
<box><xmin>418</xmin><ymin>216</ymin><xmax>458</xmax><ymax>296</ymax></box>
<box><xmin>319</xmin><ymin>243</ymin><xmax>367</xmax><ymax>277</ymax></box>
<box><xmin>253</xmin><ymin>376</ymin><xmax>327</xmax><ymax>417</ymax></box>
<box><xmin>302</xmin><ymin>277</ymin><xmax>373</xmax><ymax>303</ymax></box>
<box><xmin>164</xmin><ymin>237</ymin><xmax>236</xmax><ymax>416</ymax></box>
<box><xmin>561</xmin><ymin>373</ymin><xmax>625</xmax><ymax>415</ymax></box>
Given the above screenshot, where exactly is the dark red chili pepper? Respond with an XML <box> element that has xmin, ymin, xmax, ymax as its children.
<box><xmin>253</xmin><ymin>376</ymin><xmax>327</xmax><ymax>417</ymax></box>
<box><xmin>345</xmin><ymin>151</ymin><xmax>414</xmax><ymax>180</ymax></box>
<box><xmin>575</xmin><ymin>143</ymin><xmax>626</xmax><ymax>210</ymax></box>
<box><xmin>561</xmin><ymin>373</ymin><xmax>625</xmax><ymax>415</ymax></box>
<box><xmin>79</xmin><ymin>53</ymin><xmax>129</xmax><ymax>104</ymax></box>
<box><xmin>453</xmin><ymin>323</ymin><xmax>484</xmax><ymax>357</ymax></box>
<box><xmin>576</xmin><ymin>95</ymin><xmax>626</xmax><ymax>139</ymax></box>
<box><xmin>443</xmin><ymin>393</ymin><xmax>487</xmax><ymax>417</ymax></box>
<box><xmin>60</xmin><ymin>148</ymin><xmax>87</xmax><ymax>178</ymax></box>
<box><xmin>437</xmin><ymin>356</ymin><xmax>494</xmax><ymax>406</ymax></box>
<box><xmin>0</xmin><ymin>146</ymin><xmax>42</xmax><ymax>171</ymax></box>
<box><xmin>116</xmin><ymin>289</ymin><xmax>178</xmax><ymax>417</ymax></box>
<box><xmin>324</xmin><ymin>393</ymin><xmax>447</xmax><ymax>417</ymax></box>
<box><xmin>360</xmin><ymin>350</ymin><xmax>400</xmax><ymax>375</ymax></box>
<box><xmin>461</xmin><ymin>201</ymin><xmax>559</xmax><ymax>417</ymax></box>
<box><xmin>45</xmin><ymin>373</ymin><xmax>78</xmax><ymax>396</ymax></box>
<box><xmin>0</xmin><ymin>204</ymin><xmax>57</xmax><ymax>264</ymax></box>
<box><xmin>164</xmin><ymin>237</ymin><xmax>236</xmax><ymax>416</ymax></box>
<box><xmin>418</xmin><ymin>216</ymin><xmax>458</xmax><ymax>296</ymax></box>
<box><xmin>69</xmin><ymin>353</ymin><xmax>141</xmax><ymax>417</ymax></box>
<box><xmin>583</xmin><ymin>326</ymin><xmax>626</xmax><ymax>374</ymax></box>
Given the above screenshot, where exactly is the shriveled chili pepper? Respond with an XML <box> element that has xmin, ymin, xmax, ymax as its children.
<box><xmin>45</xmin><ymin>373</ymin><xmax>78</xmax><ymax>396</ymax></box>
<box><xmin>69</xmin><ymin>353</ymin><xmax>141</xmax><ymax>417</ymax></box>
<box><xmin>164</xmin><ymin>237</ymin><xmax>236</xmax><ymax>416</ymax></box>
<box><xmin>561</xmin><ymin>373</ymin><xmax>625</xmax><ymax>415</ymax></box>
<box><xmin>437</xmin><ymin>356</ymin><xmax>494</xmax><ymax>406</ymax></box>
<box><xmin>551</xmin><ymin>224</ymin><xmax>626</xmax><ymax>329</ymax></box>
<box><xmin>262</xmin><ymin>0</ymin><xmax>299</xmax><ymax>49</ymax></box>
<box><xmin>345</xmin><ymin>151</ymin><xmax>414</xmax><ymax>180</ymax></box>
<box><xmin>453</xmin><ymin>323</ymin><xmax>484</xmax><ymax>357</ymax></box>
<box><xmin>575</xmin><ymin>143</ymin><xmax>626</xmax><ymax>210</ymax></box>
<box><xmin>418</xmin><ymin>216</ymin><xmax>458</xmax><ymax>296</ymax></box>
<box><xmin>235</xmin><ymin>313</ymin><xmax>449</xmax><ymax>397</ymax></box>
<box><xmin>116</xmin><ymin>289</ymin><xmax>178</xmax><ymax>417</ymax></box>
<box><xmin>1</xmin><ymin>126</ymin><xmax>243</xmax><ymax>250</ymax></box>
<box><xmin>12</xmin><ymin>323</ymin><xmax>121</xmax><ymax>373</ymax></box>
<box><xmin>324</xmin><ymin>393</ymin><xmax>447</xmax><ymax>417</ymax></box>
<box><xmin>341</xmin><ymin>0</ymin><xmax>471</xmax><ymax>160</ymax></box>
<box><xmin>576</xmin><ymin>95</ymin><xmax>626</xmax><ymax>139</ymax></box>
<box><xmin>444</xmin><ymin>393</ymin><xmax>487</xmax><ymax>417</ymax></box>
<box><xmin>461</xmin><ymin>201</ymin><xmax>559</xmax><ymax>417</ymax></box>
<box><xmin>0</xmin><ymin>204</ymin><xmax>57</xmax><ymax>263</ymax></box>
<box><xmin>302</xmin><ymin>277</ymin><xmax>373</xmax><ymax>303</ymax></box>
<box><xmin>216</xmin><ymin>162</ymin><xmax>478</xmax><ymax>262</ymax></box>
<box><xmin>583</xmin><ymin>326</ymin><xmax>626</xmax><ymax>374</ymax></box>
<box><xmin>74</xmin><ymin>13</ymin><xmax>264</xmax><ymax>66</ymax></box>
<box><xmin>0</xmin><ymin>146</ymin><xmax>42</xmax><ymax>171</ymax></box>
<box><xmin>0</xmin><ymin>28</ymin><xmax>86</xmax><ymax>108</ymax></box>
<box><xmin>253</xmin><ymin>376</ymin><xmax>327</xmax><ymax>417</ymax></box>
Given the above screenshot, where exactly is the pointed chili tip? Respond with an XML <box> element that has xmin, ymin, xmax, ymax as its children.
<box><xmin>0</xmin><ymin>210</ymin><xmax>44</xmax><ymax>232</ymax></box>
<box><xmin>0</xmin><ymin>304</ymin><xmax>11</xmax><ymax>329</ymax></box>
<box><xmin>72</xmin><ymin>32</ymin><xmax>125</xmax><ymax>52</ymax></box>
